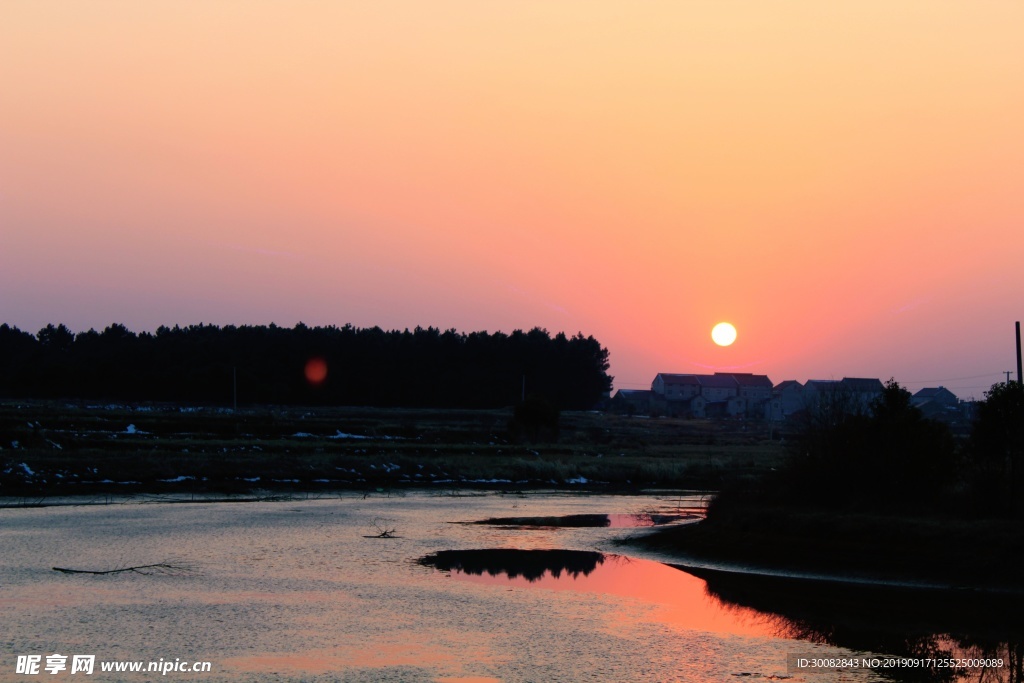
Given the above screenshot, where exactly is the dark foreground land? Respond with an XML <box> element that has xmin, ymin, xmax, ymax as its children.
<box><xmin>625</xmin><ymin>379</ymin><xmax>1024</xmax><ymax>593</ymax></box>
<box><xmin>0</xmin><ymin>402</ymin><xmax>783</xmax><ymax>498</ymax></box>
<box><xmin>630</xmin><ymin>503</ymin><xmax>1024</xmax><ymax>592</ymax></box>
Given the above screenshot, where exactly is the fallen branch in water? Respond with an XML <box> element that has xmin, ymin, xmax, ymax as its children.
<box><xmin>52</xmin><ymin>562</ymin><xmax>195</xmax><ymax>576</ymax></box>
<box><xmin>362</xmin><ymin>518</ymin><xmax>399</xmax><ymax>538</ymax></box>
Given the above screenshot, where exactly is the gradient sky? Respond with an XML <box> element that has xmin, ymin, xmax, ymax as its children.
<box><xmin>2</xmin><ymin>2</ymin><xmax>1022</xmax><ymax>398</ymax></box>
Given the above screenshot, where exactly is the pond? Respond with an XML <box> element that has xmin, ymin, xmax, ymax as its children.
<box><xmin>1</xmin><ymin>491</ymin><xmax>1020</xmax><ymax>682</ymax></box>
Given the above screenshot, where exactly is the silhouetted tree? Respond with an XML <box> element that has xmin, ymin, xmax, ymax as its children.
<box><xmin>969</xmin><ymin>381</ymin><xmax>1024</xmax><ymax>517</ymax></box>
<box><xmin>0</xmin><ymin>322</ymin><xmax>613</xmax><ymax>410</ymax></box>
<box><xmin>865</xmin><ymin>379</ymin><xmax>956</xmax><ymax>504</ymax></box>
<box><xmin>779</xmin><ymin>379</ymin><xmax>955</xmax><ymax>510</ymax></box>
<box><xmin>37</xmin><ymin>323</ymin><xmax>75</xmax><ymax>352</ymax></box>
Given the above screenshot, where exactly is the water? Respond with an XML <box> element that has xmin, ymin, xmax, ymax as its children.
<box><xmin>1</xmin><ymin>492</ymin><xmax>1020</xmax><ymax>682</ymax></box>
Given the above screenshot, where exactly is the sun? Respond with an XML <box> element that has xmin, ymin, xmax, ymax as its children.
<box><xmin>711</xmin><ymin>322</ymin><xmax>737</xmax><ymax>347</ymax></box>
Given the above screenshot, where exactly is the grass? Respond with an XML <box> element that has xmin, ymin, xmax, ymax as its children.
<box><xmin>0</xmin><ymin>401</ymin><xmax>786</xmax><ymax>496</ymax></box>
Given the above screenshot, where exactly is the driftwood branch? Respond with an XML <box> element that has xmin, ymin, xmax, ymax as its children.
<box><xmin>52</xmin><ymin>562</ymin><xmax>195</xmax><ymax>576</ymax></box>
<box><xmin>362</xmin><ymin>518</ymin><xmax>399</xmax><ymax>538</ymax></box>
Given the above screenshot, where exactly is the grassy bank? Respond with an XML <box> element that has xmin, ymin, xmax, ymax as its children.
<box><xmin>0</xmin><ymin>402</ymin><xmax>784</xmax><ymax>496</ymax></box>
<box><xmin>630</xmin><ymin>503</ymin><xmax>1024</xmax><ymax>591</ymax></box>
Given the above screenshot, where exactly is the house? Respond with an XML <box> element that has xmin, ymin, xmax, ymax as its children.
<box><xmin>650</xmin><ymin>371</ymin><xmax>772</xmax><ymax>418</ymax></box>
<box><xmin>652</xmin><ymin>374</ymin><xmax>701</xmax><ymax>401</ymax></box>
<box><xmin>767</xmin><ymin>380</ymin><xmax>804</xmax><ymax>421</ymax></box>
<box><xmin>650</xmin><ymin>374</ymin><xmax>701</xmax><ymax>416</ymax></box>
<box><xmin>732</xmin><ymin>373</ymin><xmax>774</xmax><ymax>403</ymax></box>
<box><xmin>801</xmin><ymin>379</ymin><xmax>841</xmax><ymax>415</ymax></box>
<box><xmin>696</xmin><ymin>374</ymin><xmax>739</xmax><ymax>402</ymax></box>
<box><xmin>802</xmin><ymin>377</ymin><xmax>884</xmax><ymax>418</ymax></box>
<box><xmin>840</xmin><ymin>377</ymin><xmax>885</xmax><ymax>411</ymax></box>
<box><xmin>610</xmin><ymin>389</ymin><xmax>653</xmax><ymax>415</ymax></box>
<box><xmin>912</xmin><ymin>386</ymin><xmax>963</xmax><ymax>422</ymax></box>
<box><xmin>624</xmin><ymin>371</ymin><xmax>886</xmax><ymax>421</ymax></box>
<box><xmin>912</xmin><ymin>386</ymin><xmax>958</xmax><ymax>409</ymax></box>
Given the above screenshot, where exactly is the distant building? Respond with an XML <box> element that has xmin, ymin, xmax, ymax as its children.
<box><xmin>840</xmin><ymin>377</ymin><xmax>886</xmax><ymax>411</ymax></box>
<box><xmin>697</xmin><ymin>374</ymin><xmax>739</xmax><ymax>402</ymax></box>
<box><xmin>733</xmin><ymin>373</ymin><xmax>774</xmax><ymax>403</ymax></box>
<box><xmin>652</xmin><ymin>374</ymin><xmax>701</xmax><ymax>401</ymax></box>
<box><xmin>610</xmin><ymin>389</ymin><xmax>653</xmax><ymax>415</ymax></box>
<box><xmin>649</xmin><ymin>372</ymin><xmax>772</xmax><ymax>418</ymax></box>
<box><xmin>912</xmin><ymin>386</ymin><xmax>959</xmax><ymax>409</ymax></box>
<box><xmin>767</xmin><ymin>380</ymin><xmax>804</xmax><ymax>421</ymax></box>
<box><xmin>615</xmin><ymin>372</ymin><xmax>889</xmax><ymax>422</ymax></box>
<box><xmin>912</xmin><ymin>386</ymin><xmax>965</xmax><ymax>423</ymax></box>
<box><xmin>802</xmin><ymin>377</ymin><xmax>885</xmax><ymax>419</ymax></box>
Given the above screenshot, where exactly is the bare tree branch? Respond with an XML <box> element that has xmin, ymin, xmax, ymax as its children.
<box><xmin>52</xmin><ymin>562</ymin><xmax>195</xmax><ymax>576</ymax></box>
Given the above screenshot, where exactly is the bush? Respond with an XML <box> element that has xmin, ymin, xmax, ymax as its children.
<box><xmin>967</xmin><ymin>381</ymin><xmax>1024</xmax><ymax>517</ymax></box>
<box><xmin>765</xmin><ymin>379</ymin><xmax>956</xmax><ymax>512</ymax></box>
<box><xmin>508</xmin><ymin>396</ymin><xmax>561</xmax><ymax>443</ymax></box>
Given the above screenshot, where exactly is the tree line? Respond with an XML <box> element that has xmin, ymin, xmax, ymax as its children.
<box><xmin>724</xmin><ymin>378</ymin><xmax>1024</xmax><ymax>518</ymax></box>
<box><xmin>0</xmin><ymin>323</ymin><xmax>613</xmax><ymax>410</ymax></box>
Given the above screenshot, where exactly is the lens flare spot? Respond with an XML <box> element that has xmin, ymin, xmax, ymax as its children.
<box><xmin>304</xmin><ymin>357</ymin><xmax>328</xmax><ymax>385</ymax></box>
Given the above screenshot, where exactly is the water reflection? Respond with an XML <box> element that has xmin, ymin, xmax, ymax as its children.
<box><xmin>419</xmin><ymin>548</ymin><xmax>606</xmax><ymax>582</ymax></box>
<box><xmin>419</xmin><ymin>549</ymin><xmax>777</xmax><ymax>638</ymax></box>
<box><xmin>686</xmin><ymin>565</ymin><xmax>1024</xmax><ymax>683</ymax></box>
<box><xmin>471</xmin><ymin>512</ymin><xmax>692</xmax><ymax>528</ymax></box>
<box><xmin>421</xmin><ymin>549</ymin><xmax>1024</xmax><ymax>682</ymax></box>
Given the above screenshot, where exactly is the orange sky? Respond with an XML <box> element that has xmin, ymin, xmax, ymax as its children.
<box><xmin>2</xmin><ymin>2</ymin><xmax>1022</xmax><ymax>398</ymax></box>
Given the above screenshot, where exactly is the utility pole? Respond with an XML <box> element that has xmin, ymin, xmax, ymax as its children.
<box><xmin>1016</xmin><ymin>321</ymin><xmax>1022</xmax><ymax>384</ymax></box>
<box><xmin>1005</xmin><ymin>371</ymin><xmax>1014</xmax><ymax>384</ymax></box>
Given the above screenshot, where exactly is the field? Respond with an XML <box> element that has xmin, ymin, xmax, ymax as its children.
<box><xmin>0</xmin><ymin>402</ymin><xmax>785</xmax><ymax>498</ymax></box>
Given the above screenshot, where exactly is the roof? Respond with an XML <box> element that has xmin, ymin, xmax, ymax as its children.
<box><xmin>913</xmin><ymin>386</ymin><xmax>955</xmax><ymax>399</ymax></box>
<box><xmin>655</xmin><ymin>373</ymin><xmax>700</xmax><ymax>385</ymax></box>
<box><xmin>654</xmin><ymin>372</ymin><xmax>773</xmax><ymax>390</ymax></box>
<box><xmin>697</xmin><ymin>374</ymin><xmax>739</xmax><ymax>390</ymax></box>
<box><xmin>841</xmin><ymin>377</ymin><xmax>884</xmax><ymax>392</ymax></box>
<box><xmin>614</xmin><ymin>389</ymin><xmax>652</xmax><ymax>398</ymax></box>
<box><xmin>723</xmin><ymin>372</ymin><xmax>773</xmax><ymax>388</ymax></box>
<box><xmin>774</xmin><ymin>380</ymin><xmax>804</xmax><ymax>391</ymax></box>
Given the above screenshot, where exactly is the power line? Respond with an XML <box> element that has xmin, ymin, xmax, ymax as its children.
<box><xmin>902</xmin><ymin>372</ymin><xmax>1000</xmax><ymax>384</ymax></box>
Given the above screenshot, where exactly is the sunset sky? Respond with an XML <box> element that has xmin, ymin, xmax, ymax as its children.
<box><xmin>2</xmin><ymin>2</ymin><xmax>1022</xmax><ymax>398</ymax></box>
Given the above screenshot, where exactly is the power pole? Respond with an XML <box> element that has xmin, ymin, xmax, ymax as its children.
<box><xmin>1016</xmin><ymin>321</ymin><xmax>1022</xmax><ymax>384</ymax></box>
<box><xmin>1005</xmin><ymin>371</ymin><xmax>1014</xmax><ymax>384</ymax></box>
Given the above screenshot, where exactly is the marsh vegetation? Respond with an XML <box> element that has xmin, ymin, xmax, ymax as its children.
<box><xmin>0</xmin><ymin>402</ymin><xmax>784</xmax><ymax>498</ymax></box>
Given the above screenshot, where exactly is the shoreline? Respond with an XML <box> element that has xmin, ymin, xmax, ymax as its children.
<box><xmin>0</xmin><ymin>486</ymin><xmax>700</xmax><ymax>510</ymax></box>
<box><xmin>627</xmin><ymin>504</ymin><xmax>1024</xmax><ymax>594</ymax></box>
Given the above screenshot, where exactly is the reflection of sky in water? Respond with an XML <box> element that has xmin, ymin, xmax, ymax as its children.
<box><xmin>425</xmin><ymin>550</ymin><xmax>777</xmax><ymax>639</ymax></box>
<box><xmin>2</xmin><ymin>492</ymin><xmax>896</xmax><ymax>682</ymax></box>
<box><xmin>430</xmin><ymin>550</ymin><xmax>1024</xmax><ymax>683</ymax></box>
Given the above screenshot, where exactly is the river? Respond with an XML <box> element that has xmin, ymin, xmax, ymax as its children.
<box><xmin>1</xmin><ymin>491</ymin><xmax>1019</xmax><ymax>682</ymax></box>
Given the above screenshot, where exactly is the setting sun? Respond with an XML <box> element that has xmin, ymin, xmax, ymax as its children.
<box><xmin>711</xmin><ymin>323</ymin><xmax>737</xmax><ymax>347</ymax></box>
